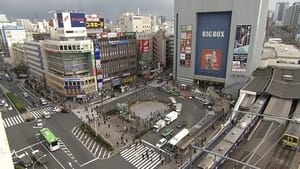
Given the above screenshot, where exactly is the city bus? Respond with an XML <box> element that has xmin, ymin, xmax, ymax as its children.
<box><xmin>39</xmin><ymin>128</ymin><xmax>60</xmax><ymax>151</ymax></box>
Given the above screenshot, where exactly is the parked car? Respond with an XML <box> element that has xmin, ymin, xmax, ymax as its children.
<box><xmin>52</xmin><ymin>106</ymin><xmax>61</xmax><ymax>113</ymax></box>
<box><xmin>18</xmin><ymin>152</ymin><xmax>33</xmax><ymax>167</ymax></box>
<box><xmin>23</xmin><ymin>92</ymin><xmax>29</xmax><ymax>98</ymax></box>
<box><xmin>32</xmin><ymin>149</ymin><xmax>47</xmax><ymax>164</ymax></box>
<box><xmin>61</xmin><ymin>108</ymin><xmax>72</xmax><ymax>113</ymax></box>
<box><xmin>8</xmin><ymin>106</ymin><xmax>13</xmax><ymax>111</ymax></box>
<box><xmin>36</xmin><ymin>119</ymin><xmax>43</xmax><ymax>127</ymax></box>
<box><xmin>156</xmin><ymin>138</ymin><xmax>167</xmax><ymax>148</ymax></box>
<box><xmin>176</xmin><ymin>121</ymin><xmax>188</xmax><ymax>129</ymax></box>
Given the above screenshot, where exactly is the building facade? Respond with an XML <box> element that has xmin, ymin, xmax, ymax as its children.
<box><xmin>97</xmin><ymin>32</ymin><xmax>137</xmax><ymax>91</ymax></box>
<box><xmin>283</xmin><ymin>2</ymin><xmax>300</xmax><ymax>26</ymax></box>
<box><xmin>119</xmin><ymin>13</ymin><xmax>152</xmax><ymax>33</ymax></box>
<box><xmin>0</xmin><ymin>24</ymin><xmax>26</xmax><ymax>57</ymax></box>
<box><xmin>41</xmin><ymin>12</ymin><xmax>97</xmax><ymax>98</ymax></box>
<box><xmin>274</xmin><ymin>2</ymin><xmax>289</xmax><ymax>25</ymax></box>
<box><xmin>24</xmin><ymin>40</ymin><xmax>44</xmax><ymax>81</ymax></box>
<box><xmin>174</xmin><ymin>0</ymin><xmax>269</xmax><ymax>96</ymax></box>
<box><xmin>153</xmin><ymin>29</ymin><xmax>174</xmax><ymax>68</ymax></box>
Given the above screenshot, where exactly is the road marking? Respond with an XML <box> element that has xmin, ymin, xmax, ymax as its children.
<box><xmin>91</xmin><ymin>141</ymin><xmax>96</xmax><ymax>151</ymax></box>
<box><xmin>97</xmin><ymin>147</ymin><xmax>103</xmax><ymax>158</ymax></box>
<box><xmin>87</xmin><ymin>140</ymin><xmax>94</xmax><ymax>149</ymax></box>
<box><xmin>13</xmin><ymin>116</ymin><xmax>19</xmax><ymax>124</ymax></box>
<box><xmin>93</xmin><ymin>145</ymin><xmax>99</xmax><ymax>155</ymax></box>
<box><xmin>85</xmin><ymin>138</ymin><xmax>91</xmax><ymax>146</ymax></box>
<box><xmin>3</xmin><ymin>120</ymin><xmax>7</xmax><ymax>128</ymax></box>
<box><xmin>102</xmin><ymin>149</ymin><xmax>107</xmax><ymax>159</ymax></box>
<box><xmin>41</xmin><ymin>143</ymin><xmax>66</xmax><ymax>169</ymax></box>
<box><xmin>79</xmin><ymin>158</ymin><xmax>98</xmax><ymax>167</ymax></box>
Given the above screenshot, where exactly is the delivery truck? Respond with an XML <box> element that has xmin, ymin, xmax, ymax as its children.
<box><xmin>164</xmin><ymin>111</ymin><xmax>178</xmax><ymax>125</ymax></box>
<box><xmin>153</xmin><ymin>119</ymin><xmax>166</xmax><ymax>132</ymax></box>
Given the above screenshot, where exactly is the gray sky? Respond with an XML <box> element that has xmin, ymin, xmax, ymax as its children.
<box><xmin>0</xmin><ymin>0</ymin><xmax>296</xmax><ymax>22</ymax></box>
<box><xmin>0</xmin><ymin>0</ymin><xmax>173</xmax><ymax>22</ymax></box>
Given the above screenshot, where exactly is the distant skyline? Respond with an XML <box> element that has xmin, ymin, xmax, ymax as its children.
<box><xmin>0</xmin><ymin>0</ymin><xmax>173</xmax><ymax>22</ymax></box>
<box><xmin>269</xmin><ymin>0</ymin><xmax>298</xmax><ymax>10</ymax></box>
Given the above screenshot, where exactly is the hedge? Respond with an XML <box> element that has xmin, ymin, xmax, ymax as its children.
<box><xmin>80</xmin><ymin>123</ymin><xmax>113</xmax><ymax>151</ymax></box>
<box><xmin>7</xmin><ymin>92</ymin><xmax>26</xmax><ymax>113</ymax></box>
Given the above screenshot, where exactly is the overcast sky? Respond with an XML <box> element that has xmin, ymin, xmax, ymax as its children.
<box><xmin>0</xmin><ymin>0</ymin><xmax>173</xmax><ymax>22</ymax></box>
<box><xmin>0</xmin><ymin>0</ymin><xmax>297</xmax><ymax>22</ymax></box>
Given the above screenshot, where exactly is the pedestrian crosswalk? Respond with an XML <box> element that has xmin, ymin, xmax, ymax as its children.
<box><xmin>3</xmin><ymin>114</ymin><xmax>24</xmax><ymax>128</ymax></box>
<box><xmin>30</xmin><ymin>106</ymin><xmax>52</xmax><ymax>118</ymax></box>
<box><xmin>120</xmin><ymin>144</ymin><xmax>165</xmax><ymax>169</ymax></box>
<box><xmin>71</xmin><ymin>126</ymin><xmax>112</xmax><ymax>159</ymax></box>
<box><xmin>57</xmin><ymin>138</ymin><xmax>79</xmax><ymax>164</ymax></box>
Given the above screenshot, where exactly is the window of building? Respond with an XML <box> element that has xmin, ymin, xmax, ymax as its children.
<box><xmin>72</xmin><ymin>45</ymin><xmax>76</xmax><ymax>50</ymax></box>
<box><xmin>77</xmin><ymin>45</ymin><xmax>80</xmax><ymax>50</ymax></box>
<box><xmin>64</xmin><ymin>45</ymin><xmax>67</xmax><ymax>50</ymax></box>
<box><xmin>68</xmin><ymin>45</ymin><xmax>72</xmax><ymax>50</ymax></box>
<box><xmin>60</xmin><ymin>45</ymin><xmax>63</xmax><ymax>51</ymax></box>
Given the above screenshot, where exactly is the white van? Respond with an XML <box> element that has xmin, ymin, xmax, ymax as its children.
<box><xmin>42</xmin><ymin>111</ymin><xmax>51</xmax><ymax>119</ymax></box>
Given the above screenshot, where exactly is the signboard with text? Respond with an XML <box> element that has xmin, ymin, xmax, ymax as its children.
<box><xmin>139</xmin><ymin>40</ymin><xmax>149</xmax><ymax>53</ymax></box>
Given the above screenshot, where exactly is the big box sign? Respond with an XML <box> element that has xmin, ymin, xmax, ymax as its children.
<box><xmin>195</xmin><ymin>12</ymin><xmax>231</xmax><ymax>78</ymax></box>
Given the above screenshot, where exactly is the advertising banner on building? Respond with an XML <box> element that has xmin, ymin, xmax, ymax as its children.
<box><xmin>86</xmin><ymin>18</ymin><xmax>104</xmax><ymax>29</ymax></box>
<box><xmin>195</xmin><ymin>12</ymin><xmax>231</xmax><ymax>78</ymax></box>
<box><xmin>139</xmin><ymin>40</ymin><xmax>149</xmax><ymax>53</ymax></box>
<box><xmin>232</xmin><ymin>25</ymin><xmax>251</xmax><ymax>72</ymax></box>
<box><xmin>93</xmin><ymin>39</ymin><xmax>103</xmax><ymax>91</ymax></box>
<box><xmin>180</xmin><ymin>25</ymin><xmax>192</xmax><ymax>67</ymax></box>
<box><xmin>70</xmin><ymin>13</ymin><xmax>85</xmax><ymax>28</ymax></box>
<box><xmin>200</xmin><ymin>49</ymin><xmax>222</xmax><ymax>71</ymax></box>
<box><xmin>57</xmin><ymin>13</ymin><xmax>64</xmax><ymax>28</ymax></box>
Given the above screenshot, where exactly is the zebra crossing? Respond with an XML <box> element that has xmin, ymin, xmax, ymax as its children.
<box><xmin>30</xmin><ymin>106</ymin><xmax>52</xmax><ymax>118</ymax></box>
<box><xmin>57</xmin><ymin>138</ymin><xmax>79</xmax><ymax>164</ymax></box>
<box><xmin>3</xmin><ymin>114</ymin><xmax>24</xmax><ymax>128</ymax></box>
<box><xmin>71</xmin><ymin>126</ymin><xmax>112</xmax><ymax>159</ymax></box>
<box><xmin>120</xmin><ymin>144</ymin><xmax>165</xmax><ymax>169</ymax></box>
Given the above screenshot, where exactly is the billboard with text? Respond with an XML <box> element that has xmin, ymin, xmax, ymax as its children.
<box><xmin>139</xmin><ymin>40</ymin><xmax>149</xmax><ymax>53</ymax></box>
<box><xmin>232</xmin><ymin>25</ymin><xmax>251</xmax><ymax>72</ymax></box>
<box><xmin>195</xmin><ymin>12</ymin><xmax>231</xmax><ymax>78</ymax></box>
<box><xmin>70</xmin><ymin>13</ymin><xmax>85</xmax><ymax>27</ymax></box>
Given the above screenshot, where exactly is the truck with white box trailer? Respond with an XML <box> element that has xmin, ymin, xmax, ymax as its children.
<box><xmin>153</xmin><ymin>119</ymin><xmax>166</xmax><ymax>132</ymax></box>
<box><xmin>164</xmin><ymin>111</ymin><xmax>178</xmax><ymax>125</ymax></box>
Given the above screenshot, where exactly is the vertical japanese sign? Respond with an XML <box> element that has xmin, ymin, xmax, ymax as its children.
<box><xmin>180</xmin><ymin>25</ymin><xmax>192</xmax><ymax>67</ymax></box>
<box><xmin>232</xmin><ymin>25</ymin><xmax>251</xmax><ymax>72</ymax></box>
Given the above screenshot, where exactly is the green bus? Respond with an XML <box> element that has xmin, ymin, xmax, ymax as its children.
<box><xmin>161</xmin><ymin>127</ymin><xmax>174</xmax><ymax>138</ymax></box>
<box><xmin>40</xmin><ymin>128</ymin><xmax>60</xmax><ymax>151</ymax></box>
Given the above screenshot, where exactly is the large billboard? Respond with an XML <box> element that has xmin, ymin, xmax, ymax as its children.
<box><xmin>57</xmin><ymin>13</ymin><xmax>64</xmax><ymax>28</ymax></box>
<box><xmin>86</xmin><ymin>18</ymin><xmax>104</xmax><ymax>29</ymax></box>
<box><xmin>139</xmin><ymin>40</ymin><xmax>149</xmax><ymax>53</ymax></box>
<box><xmin>70</xmin><ymin>13</ymin><xmax>85</xmax><ymax>27</ymax></box>
<box><xmin>93</xmin><ymin>39</ymin><xmax>103</xmax><ymax>91</ymax></box>
<box><xmin>195</xmin><ymin>12</ymin><xmax>231</xmax><ymax>78</ymax></box>
<box><xmin>180</xmin><ymin>25</ymin><xmax>192</xmax><ymax>67</ymax></box>
<box><xmin>232</xmin><ymin>25</ymin><xmax>251</xmax><ymax>72</ymax></box>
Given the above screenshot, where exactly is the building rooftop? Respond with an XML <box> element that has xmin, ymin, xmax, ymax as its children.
<box><xmin>0</xmin><ymin>113</ymin><xmax>14</xmax><ymax>169</ymax></box>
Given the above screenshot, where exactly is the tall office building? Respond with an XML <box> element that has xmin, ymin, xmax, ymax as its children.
<box><xmin>274</xmin><ymin>2</ymin><xmax>289</xmax><ymax>25</ymax></box>
<box><xmin>153</xmin><ymin>29</ymin><xmax>174</xmax><ymax>68</ymax></box>
<box><xmin>174</xmin><ymin>0</ymin><xmax>269</xmax><ymax>96</ymax></box>
<box><xmin>283</xmin><ymin>2</ymin><xmax>300</xmax><ymax>26</ymax></box>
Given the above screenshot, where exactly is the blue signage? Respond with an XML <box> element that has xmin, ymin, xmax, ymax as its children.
<box><xmin>108</xmin><ymin>40</ymin><xmax>129</xmax><ymax>45</ymax></box>
<box><xmin>57</xmin><ymin>13</ymin><xmax>64</xmax><ymax>28</ymax></box>
<box><xmin>195</xmin><ymin>12</ymin><xmax>232</xmax><ymax>78</ymax></box>
<box><xmin>70</xmin><ymin>13</ymin><xmax>85</xmax><ymax>28</ymax></box>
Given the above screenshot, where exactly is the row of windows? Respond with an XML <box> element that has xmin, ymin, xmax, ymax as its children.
<box><xmin>64</xmin><ymin>78</ymin><xmax>95</xmax><ymax>86</ymax></box>
<box><xmin>44</xmin><ymin>43</ymin><xmax>92</xmax><ymax>52</ymax></box>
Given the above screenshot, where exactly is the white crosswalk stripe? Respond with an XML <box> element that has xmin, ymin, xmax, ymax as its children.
<box><xmin>71</xmin><ymin>126</ymin><xmax>112</xmax><ymax>159</ymax></box>
<box><xmin>120</xmin><ymin>144</ymin><xmax>164</xmax><ymax>169</ymax></box>
<box><xmin>57</xmin><ymin>138</ymin><xmax>78</xmax><ymax>164</ymax></box>
<box><xmin>30</xmin><ymin>107</ymin><xmax>53</xmax><ymax>119</ymax></box>
<box><xmin>3</xmin><ymin>115</ymin><xmax>25</xmax><ymax>128</ymax></box>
